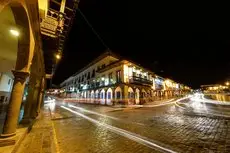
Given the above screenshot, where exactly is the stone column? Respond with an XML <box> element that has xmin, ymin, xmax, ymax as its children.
<box><xmin>1</xmin><ymin>70</ymin><xmax>29</xmax><ymax>137</ymax></box>
<box><xmin>36</xmin><ymin>89</ymin><xmax>44</xmax><ymax>115</ymax></box>
<box><xmin>123</xmin><ymin>85</ymin><xmax>128</xmax><ymax>105</ymax></box>
<box><xmin>21</xmin><ymin>76</ymin><xmax>36</xmax><ymax>123</ymax></box>
<box><xmin>36</xmin><ymin>78</ymin><xmax>45</xmax><ymax>115</ymax></box>
<box><xmin>30</xmin><ymin>82</ymin><xmax>40</xmax><ymax>119</ymax></box>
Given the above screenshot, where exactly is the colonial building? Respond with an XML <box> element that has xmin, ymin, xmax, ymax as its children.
<box><xmin>60</xmin><ymin>51</ymin><xmax>190</xmax><ymax>105</ymax></box>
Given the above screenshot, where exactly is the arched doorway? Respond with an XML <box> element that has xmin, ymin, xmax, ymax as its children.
<box><xmin>100</xmin><ymin>89</ymin><xmax>105</xmax><ymax>105</ymax></box>
<box><xmin>95</xmin><ymin>90</ymin><xmax>99</xmax><ymax>104</ymax></box>
<box><xmin>106</xmin><ymin>88</ymin><xmax>113</xmax><ymax>105</ymax></box>
<box><xmin>128</xmin><ymin>87</ymin><xmax>134</xmax><ymax>105</ymax></box>
<box><xmin>141</xmin><ymin>89</ymin><xmax>146</xmax><ymax>104</ymax></box>
<box><xmin>115</xmin><ymin>86</ymin><xmax>122</xmax><ymax>104</ymax></box>
<box><xmin>135</xmin><ymin>88</ymin><xmax>140</xmax><ymax>104</ymax></box>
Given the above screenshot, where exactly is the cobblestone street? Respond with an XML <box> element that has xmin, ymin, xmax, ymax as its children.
<box><xmin>45</xmin><ymin>98</ymin><xmax>230</xmax><ymax>153</ymax></box>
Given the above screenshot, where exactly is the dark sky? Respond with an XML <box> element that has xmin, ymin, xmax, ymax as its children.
<box><xmin>53</xmin><ymin>0</ymin><xmax>230</xmax><ymax>89</ymax></box>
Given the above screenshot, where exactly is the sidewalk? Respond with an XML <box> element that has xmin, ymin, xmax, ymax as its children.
<box><xmin>13</xmin><ymin>105</ymin><xmax>58</xmax><ymax>153</ymax></box>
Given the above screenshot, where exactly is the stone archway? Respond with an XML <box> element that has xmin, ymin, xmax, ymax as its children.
<box><xmin>141</xmin><ymin>89</ymin><xmax>147</xmax><ymax>104</ymax></box>
<box><xmin>115</xmin><ymin>86</ymin><xmax>122</xmax><ymax>100</ymax></box>
<box><xmin>141</xmin><ymin>89</ymin><xmax>146</xmax><ymax>98</ymax></box>
<box><xmin>100</xmin><ymin>89</ymin><xmax>105</xmax><ymax>105</ymax></box>
<box><xmin>128</xmin><ymin>87</ymin><xmax>134</xmax><ymax>105</ymax></box>
<box><xmin>0</xmin><ymin>2</ymin><xmax>34</xmax><ymax>137</ymax></box>
<box><xmin>106</xmin><ymin>88</ymin><xmax>113</xmax><ymax>105</ymax></box>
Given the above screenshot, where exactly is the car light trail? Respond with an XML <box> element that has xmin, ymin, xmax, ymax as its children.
<box><xmin>61</xmin><ymin>106</ymin><xmax>177</xmax><ymax>153</ymax></box>
<box><xmin>68</xmin><ymin>104</ymin><xmax>145</xmax><ymax>126</ymax></box>
<box><xmin>68</xmin><ymin>104</ymin><xmax>120</xmax><ymax>120</ymax></box>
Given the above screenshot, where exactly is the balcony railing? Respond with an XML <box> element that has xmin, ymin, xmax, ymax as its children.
<box><xmin>129</xmin><ymin>76</ymin><xmax>152</xmax><ymax>85</ymax></box>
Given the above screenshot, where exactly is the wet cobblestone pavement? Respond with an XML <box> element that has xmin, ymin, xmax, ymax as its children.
<box><xmin>50</xmin><ymin>100</ymin><xmax>230</xmax><ymax>153</ymax></box>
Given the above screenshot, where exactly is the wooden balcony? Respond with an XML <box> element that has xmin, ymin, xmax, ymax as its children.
<box><xmin>129</xmin><ymin>76</ymin><xmax>152</xmax><ymax>86</ymax></box>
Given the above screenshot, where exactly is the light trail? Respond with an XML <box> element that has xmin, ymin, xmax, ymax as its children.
<box><xmin>68</xmin><ymin>104</ymin><xmax>120</xmax><ymax>120</ymax></box>
<box><xmin>61</xmin><ymin>106</ymin><xmax>177</xmax><ymax>153</ymax></box>
<box><xmin>143</xmin><ymin>99</ymin><xmax>176</xmax><ymax>108</ymax></box>
<box><xmin>175</xmin><ymin>94</ymin><xmax>230</xmax><ymax>118</ymax></box>
<box><xmin>68</xmin><ymin>104</ymin><xmax>145</xmax><ymax>126</ymax></box>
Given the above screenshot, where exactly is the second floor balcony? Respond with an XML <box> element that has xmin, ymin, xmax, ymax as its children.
<box><xmin>129</xmin><ymin>76</ymin><xmax>152</xmax><ymax>86</ymax></box>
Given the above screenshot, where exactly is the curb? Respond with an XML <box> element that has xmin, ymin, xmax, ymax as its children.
<box><xmin>48</xmin><ymin>107</ymin><xmax>60</xmax><ymax>153</ymax></box>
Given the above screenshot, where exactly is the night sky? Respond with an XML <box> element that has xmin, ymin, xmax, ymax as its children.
<box><xmin>53</xmin><ymin>0</ymin><xmax>230</xmax><ymax>89</ymax></box>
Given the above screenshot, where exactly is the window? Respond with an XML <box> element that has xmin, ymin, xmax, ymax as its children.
<box><xmin>109</xmin><ymin>73</ymin><xmax>113</xmax><ymax>84</ymax></box>
<box><xmin>8</xmin><ymin>79</ymin><xmax>11</xmax><ymax>85</ymax></box>
<box><xmin>116</xmin><ymin>70</ymin><xmax>121</xmax><ymax>83</ymax></box>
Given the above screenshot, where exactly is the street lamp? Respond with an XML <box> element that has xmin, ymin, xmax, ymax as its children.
<box><xmin>225</xmin><ymin>82</ymin><xmax>229</xmax><ymax>86</ymax></box>
<box><xmin>10</xmin><ymin>29</ymin><xmax>19</xmax><ymax>37</ymax></box>
<box><xmin>56</xmin><ymin>54</ymin><xmax>61</xmax><ymax>60</ymax></box>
